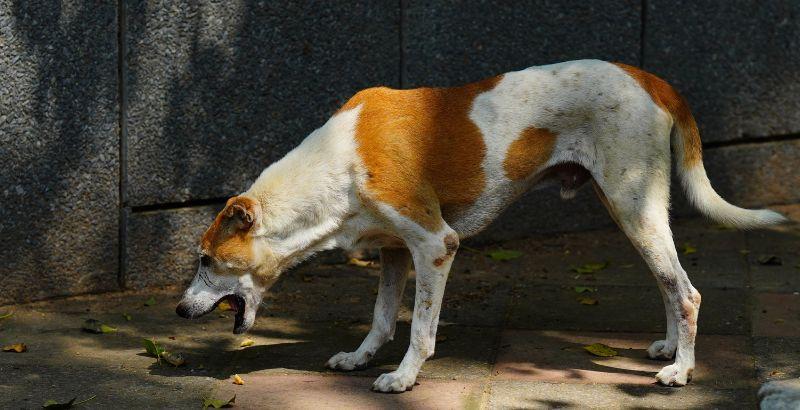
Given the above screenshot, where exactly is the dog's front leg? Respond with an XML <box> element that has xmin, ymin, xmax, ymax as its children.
<box><xmin>326</xmin><ymin>248</ymin><xmax>411</xmax><ymax>370</ymax></box>
<box><xmin>371</xmin><ymin>230</ymin><xmax>458</xmax><ymax>393</ymax></box>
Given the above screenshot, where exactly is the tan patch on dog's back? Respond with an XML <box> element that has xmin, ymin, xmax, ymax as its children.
<box><xmin>503</xmin><ymin>126</ymin><xmax>557</xmax><ymax>181</ymax></box>
<box><xmin>201</xmin><ymin>196</ymin><xmax>259</xmax><ymax>270</ymax></box>
<box><xmin>612</xmin><ymin>63</ymin><xmax>702</xmax><ymax>166</ymax></box>
<box><xmin>340</xmin><ymin>76</ymin><xmax>502</xmax><ymax>231</ymax></box>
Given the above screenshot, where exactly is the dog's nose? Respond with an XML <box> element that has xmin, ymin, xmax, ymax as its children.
<box><xmin>175</xmin><ymin>303</ymin><xmax>191</xmax><ymax>318</ymax></box>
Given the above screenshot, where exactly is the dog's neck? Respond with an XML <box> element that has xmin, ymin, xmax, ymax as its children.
<box><xmin>243</xmin><ymin>108</ymin><xmax>361</xmax><ymax>275</ymax></box>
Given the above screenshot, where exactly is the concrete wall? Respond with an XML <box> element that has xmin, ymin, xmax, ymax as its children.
<box><xmin>1</xmin><ymin>0</ymin><xmax>798</xmax><ymax>304</ymax></box>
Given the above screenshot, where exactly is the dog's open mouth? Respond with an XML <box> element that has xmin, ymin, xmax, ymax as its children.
<box><xmin>216</xmin><ymin>294</ymin><xmax>246</xmax><ymax>333</ymax></box>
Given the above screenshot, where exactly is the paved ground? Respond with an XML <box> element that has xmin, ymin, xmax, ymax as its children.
<box><xmin>1</xmin><ymin>206</ymin><xmax>799</xmax><ymax>409</ymax></box>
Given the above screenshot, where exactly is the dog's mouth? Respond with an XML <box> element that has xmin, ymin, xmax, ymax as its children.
<box><xmin>214</xmin><ymin>294</ymin><xmax>247</xmax><ymax>333</ymax></box>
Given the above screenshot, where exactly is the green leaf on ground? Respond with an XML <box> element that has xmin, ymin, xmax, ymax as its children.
<box><xmin>43</xmin><ymin>395</ymin><xmax>95</xmax><ymax>409</ymax></box>
<box><xmin>142</xmin><ymin>338</ymin><xmax>165</xmax><ymax>360</ymax></box>
<box><xmin>203</xmin><ymin>395</ymin><xmax>236</xmax><ymax>409</ymax></box>
<box><xmin>583</xmin><ymin>343</ymin><xmax>617</xmax><ymax>357</ymax></box>
<box><xmin>0</xmin><ymin>311</ymin><xmax>13</xmax><ymax>320</ymax></box>
<box><xmin>143</xmin><ymin>296</ymin><xmax>157</xmax><ymax>306</ymax></box>
<box><xmin>574</xmin><ymin>286</ymin><xmax>597</xmax><ymax>293</ymax></box>
<box><xmin>710</xmin><ymin>223</ymin><xmax>735</xmax><ymax>231</ymax></box>
<box><xmin>122</xmin><ymin>313</ymin><xmax>132</xmax><ymax>321</ymax></box>
<box><xmin>487</xmin><ymin>249</ymin><xmax>523</xmax><ymax>261</ymax></box>
<box><xmin>571</xmin><ymin>261</ymin><xmax>609</xmax><ymax>274</ymax></box>
<box><xmin>240</xmin><ymin>339</ymin><xmax>255</xmax><ymax>348</ymax></box>
<box><xmin>757</xmin><ymin>255</ymin><xmax>783</xmax><ymax>266</ymax></box>
<box><xmin>681</xmin><ymin>243</ymin><xmax>697</xmax><ymax>255</ymax></box>
<box><xmin>81</xmin><ymin>319</ymin><xmax>117</xmax><ymax>334</ymax></box>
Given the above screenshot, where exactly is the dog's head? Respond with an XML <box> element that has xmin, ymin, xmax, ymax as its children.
<box><xmin>175</xmin><ymin>195</ymin><xmax>277</xmax><ymax>334</ymax></box>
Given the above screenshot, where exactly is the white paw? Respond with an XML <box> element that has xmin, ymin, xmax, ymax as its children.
<box><xmin>372</xmin><ymin>370</ymin><xmax>416</xmax><ymax>393</ymax></box>
<box><xmin>326</xmin><ymin>351</ymin><xmax>371</xmax><ymax>371</ymax></box>
<box><xmin>647</xmin><ymin>339</ymin><xmax>677</xmax><ymax>360</ymax></box>
<box><xmin>655</xmin><ymin>363</ymin><xmax>692</xmax><ymax>386</ymax></box>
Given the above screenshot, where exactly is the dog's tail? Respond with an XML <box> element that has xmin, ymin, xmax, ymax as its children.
<box><xmin>668</xmin><ymin>91</ymin><xmax>787</xmax><ymax>229</ymax></box>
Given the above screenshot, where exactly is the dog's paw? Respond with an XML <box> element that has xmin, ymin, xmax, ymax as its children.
<box><xmin>372</xmin><ymin>371</ymin><xmax>416</xmax><ymax>393</ymax></box>
<box><xmin>655</xmin><ymin>363</ymin><xmax>693</xmax><ymax>386</ymax></box>
<box><xmin>647</xmin><ymin>339</ymin><xmax>677</xmax><ymax>360</ymax></box>
<box><xmin>326</xmin><ymin>351</ymin><xmax>371</xmax><ymax>371</ymax></box>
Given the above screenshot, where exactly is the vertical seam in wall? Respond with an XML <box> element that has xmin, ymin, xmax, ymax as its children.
<box><xmin>640</xmin><ymin>0</ymin><xmax>647</xmax><ymax>67</ymax></box>
<box><xmin>117</xmin><ymin>0</ymin><xmax>129</xmax><ymax>289</ymax></box>
<box><xmin>398</xmin><ymin>0</ymin><xmax>406</xmax><ymax>88</ymax></box>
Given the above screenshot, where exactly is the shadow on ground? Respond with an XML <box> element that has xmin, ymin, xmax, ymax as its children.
<box><xmin>1</xmin><ymin>211</ymin><xmax>798</xmax><ymax>408</ymax></box>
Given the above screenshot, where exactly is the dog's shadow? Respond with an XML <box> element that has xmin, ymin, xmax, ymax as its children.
<box><xmin>146</xmin><ymin>321</ymin><xmax>664</xmax><ymax>385</ymax></box>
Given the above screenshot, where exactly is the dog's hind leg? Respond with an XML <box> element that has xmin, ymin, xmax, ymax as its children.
<box><xmin>326</xmin><ymin>247</ymin><xmax>411</xmax><ymax>371</ymax></box>
<box><xmin>593</xmin><ymin>159</ymin><xmax>700</xmax><ymax>387</ymax></box>
<box><xmin>594</xmin><ymin>182</ymin><xmax>679</xmax><ymax>361</ymax></box>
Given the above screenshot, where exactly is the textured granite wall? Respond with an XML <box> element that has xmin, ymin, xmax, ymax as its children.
<box><xmin>0</xmin><ymin>1</ymin><xmax>119</xmax><ymax>304</ymax></box>
<box><xmin>2</xmin><ymin>1</ymin><xmax>798</xmax><ymax>302</ymax></box>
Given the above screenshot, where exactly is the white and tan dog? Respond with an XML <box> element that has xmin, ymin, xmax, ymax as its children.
<box><xmin>176</xmin><ymin>59</ymin><xmax>785</xmax><ymax>392</ymax></box>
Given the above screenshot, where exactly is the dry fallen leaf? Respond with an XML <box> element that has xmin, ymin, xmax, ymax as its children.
<box><xmin>217</xmin><ymin>300</ymin><xmax>234</xmax><ymax>312</ymax></box>
<box><xmin>0</xmin><ymin>311</ymin><xmax>13</xmax><ymax>320</ymax></box>
<box><xmin>162</xmin><ymin>351</ymin><xmax>185</xmax><ymax>367</ymax></box>
<box><xmin>436</xmin><ymin>334</ymin><xmax>448</xmax><ymax>343</ymax></box>
<box><xmin>240</xmin><ymin>339</ymin><xmax>255</xmax><ymax>348</ymax></box>
<box><xmin>757</xmin><ymin>255</ymin><xmax>783</xmax><ymax>266</ymax></box>
<box><xmin>583</xmin><ymin>343</ymin><xmax>617</xmax><ymax>357</ymax></box>
<box><xmin>43</xmin><ymin>395</ymin><xmax>95</xmax><ymax>409</ymax></box>
<box><xmin>232</xmin><ymin>374</ymin><xmax>244</xmax><ymax>385</ymax></box>
<box><xmin>203</xmin><ymin>395</ymin><xmax>236</xmax><ymax>409</ymax></box>
<box><xmin>578</xmin><ymin>297</ymin><xmax>599</xmax><ymax>305</ymax></box>
<box><xmin>2</xmin><ymin>343</ymin><xmax>27</xmax><ymax>353</ymax></box>
<box><xmin>348</xmin><ymin>257</ymin><xmax>379</xmax><ymax>268</ymax></box>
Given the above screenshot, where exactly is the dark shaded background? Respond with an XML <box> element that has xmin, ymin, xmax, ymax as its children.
<box><xmin>1</xmin><ymin>0</ymin><xmax>798</xmax><ymax>304</ymax></box>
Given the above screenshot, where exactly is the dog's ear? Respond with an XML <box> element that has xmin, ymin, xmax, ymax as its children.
<box><xmin>224</xmin><ymin>196</ymin><xmax>260</xmax><ymax>231</ymax></box>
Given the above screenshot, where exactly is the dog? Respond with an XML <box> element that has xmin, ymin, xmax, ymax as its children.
<box><xmin>175</xmin><ymin>59</ymin><xmax>786</xmax><ymax>392</ymax></box>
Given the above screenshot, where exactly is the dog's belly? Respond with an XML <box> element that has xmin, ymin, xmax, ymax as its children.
<box><xmin>444</xmin><ymin>162</ymin><xmax>591</xmax><ymax>238</ymax></box>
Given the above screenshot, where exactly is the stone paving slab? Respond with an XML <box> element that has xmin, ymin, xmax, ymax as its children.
<box><xmin>466</xmin><ymin>219</ymin><xmax>750</xmax><ymax>290</ymax></box>
<box><xmin>485</xmin><ymin>380</ymin><xmax>755</xmax><ymax>409</ymax></box>
<box><xmin>754</xmin><ymin>337</ymin><xmax>800</xmax><ymax>383</ymax></box>
<box><xmin>752</xmin><ymin>293</ymin><xmax>800</xmax><ymax>338</ymax></box>
<box><xmin>213</xmin><ymin>374</ymin><xmax>485</xmax><ymax>410</ymax></box>
<box><xmin>492</xmin><ymin>330</ymin><xmax>753</xmax><ymax>389</ymax></box>
<box><xmin>507</xmin><ymin>284</ymin><xmax>749</xmax><ymax>335</ymax></box>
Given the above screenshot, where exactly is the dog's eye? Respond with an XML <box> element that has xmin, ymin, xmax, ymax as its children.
<box><xmin>200</xmin><ymin>255</ymin><xmax>212</xmax><ymax>267</ymax></box>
